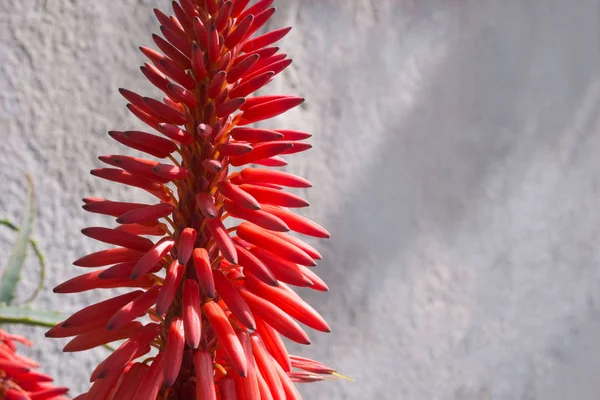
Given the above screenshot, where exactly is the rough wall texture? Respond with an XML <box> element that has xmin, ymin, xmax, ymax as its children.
<box><xmin>2</xmin><ymin>0</ymin><xmax>600</xmax><ymax>399</ymax></box>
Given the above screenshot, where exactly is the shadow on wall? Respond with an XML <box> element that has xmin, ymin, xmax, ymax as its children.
<box><xmin>288</xmin><ymin>0</ymin><xmax>600</xmax><ymax>399</ymax></box>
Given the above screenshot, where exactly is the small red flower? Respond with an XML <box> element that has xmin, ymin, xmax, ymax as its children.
<box><xmin>51</xmin><ymin>0</ymin><xmax>341</xmax><ymax>398</ymax></box>
<box><xmin>0</xmin><ymin>328</ymin><xmax>69</xmax><ymax>400</ymax></box>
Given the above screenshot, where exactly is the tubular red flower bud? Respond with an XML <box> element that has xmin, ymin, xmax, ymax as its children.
<box><xmin>64</xmin><ymin>322</ymin><xmax>142</xmax><ymax>352</ymax></box>
<box><xmin>237</xmin><ymin>223</ymin><xmax>315</xmax><ymax>267</ymax></box>
<box><xmin>130</xmin><ymin>239</ymin><xmax>175</xmax><ymax>279</ymax></box>
<box><xmin>218</xmin><ymin>181</ymin><xmax>261</xmax><ymax>210</ymax></box>
<box><xmin>73</xmin><ymin>247</ymin><xmax>145</xmax><ymax>268</ymax></box>
<box><xmin>81</xmin><ymin>227</ymin><xmax>155</xmax><ymax>252</ymax></box>
<box><xmin>250</xmin><ymin>246</ymin><xmax>313</xmax><ymax>287</ymax></box>
<box><xmin>235</xmin><ymin>244</ymin><xmax>278</xmax><ymax>286</ymax></box>
<box><xmin>192</xmin><ymin>248</ymin><xmax>216</xmax><ymax>298</ymax></box>
<box><xmin>194</xmin><ymin>351</ymin><xmax>217</xmax><ymax>400</ymax></box>
<box><xmin>205</xmin><ymin>217</ymin><xmax>238</xmax><ymax>264</ymax></box>
<box><xmin>224</xmin><ymin>199</ymin><xmax>289</xmax><ymax>232</ymax></box>
<box><xmin>116</xmin><ymin>203</ymin><xmax>173</xmax><ymax>225</ymax></box>
<box><xmin>260</xmin><ymin>205</ymin><xmax>330</xmax><ymax>238</ymax></box>
<box><xmin>62</xmin><ymin>291</ymin><xmax>143</xmax><ymax>328</ymax></box>
<box><xmin>82</xmin><ymin>198</ymin><xmax>148</xmax><ymax>217</ymax></box>
<box><xmin>242</xmin><ymin>26</ymin><xmax>292</xmax><ymax>53</ymax></box>
<box><xmin>237</xmin><ymin>184</ymin><xmax>310</xmax><ymax>208</ymax></box>
<box><xmin>203</xmin><ymin>301</ymin><xmax>247</xmax><ymax>377</ymax></box>
<box><xmin>212</xmin><ymin>270</ymin><xmax>255</xmax><ymax>329</ymax></box>
<box><xmin>218</xmin><ymin>376</ymin><xmax>237</xmax><ymax>400</ymax></box>
<box><xmin>229</xmin><ymin>142</ymin><xmax>292</xmax><ymax>167</ymax></box>
<box><xmin>156</xmin><ymin>261</ymin><xmax>185</xmax><ymax>316</ymax></box>
<box><xmin>236</xmin><ymin>330</ymin><xmax>259</xmax><ymax>399</ymax></box>
<box><xmin>106</xmin><ymin>286</ymin><xmax>161</xmax><ymax>330</ymax></box>
<box><xmin>251</xmin><ymin>334</ymin><xmax>286</xmax><ymax>400</ymax></box>
<box><xmin>177</xmin><ymin>227</ymin><xmax>198</xmax><ymax>264</ymax></box>
<box><xmin>163</xmin><ymin>317</ymin><xmax>185</xmax><ymax>386</ymax></box>
<box><xmin>239</xmin><ymin>289</ymin><xmax>310</xmax><ymax>345</ymax></box>
<box><xmin>182</xmin><ymin>279</ymin><xmax>203</xmax><ymax>348</ymax></box>
<box><xmin>246</xmin><ymin>276</ymin><xmax>330</xmax><ymax>332</ymax></box>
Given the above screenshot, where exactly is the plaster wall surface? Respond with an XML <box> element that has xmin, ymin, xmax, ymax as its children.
<box><xmin>2</xmin><ymin>1</ymin><xmax>600</xmax><ymax>399</ymax></box>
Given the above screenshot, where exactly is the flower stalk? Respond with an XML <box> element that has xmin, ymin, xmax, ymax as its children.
<box><xmin>51</xmin><ymin>0</ymin><xmax>340</xmax><ymax>398</ymax></box>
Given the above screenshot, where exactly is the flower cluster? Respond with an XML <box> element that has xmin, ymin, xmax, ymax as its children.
<box><xmin>50</xmin><ymin>0</ymin><xmax>337</xmax><ymax>398</ymax></box>
<box><xmin>0</xmin><ymin>328</ymin><xmax>69</xmax><ymax>400</ymax></box>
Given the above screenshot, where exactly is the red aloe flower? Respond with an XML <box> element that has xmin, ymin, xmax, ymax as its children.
<box><xmin>0</xmin><ymin>328</ymin><xmax>69</xmax><ymax>400</ymax></box>
<box><xmin>51</xmin><ymin>0</ymin><xmax>340</xmax><ymax>398</ymax></box>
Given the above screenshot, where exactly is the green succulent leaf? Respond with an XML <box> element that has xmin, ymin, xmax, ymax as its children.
<box><xmin>0</xmin><ymin>305</ymin><xmax>64</xmax><ymax>327</ymax></box>
<box><xmin>0</xmin><ymin>176</ymin><xmax>35</xmax><ymax>305</ymax></box>
<box><xmin>0</xmin><ymin>220</ymin><xmax>46</xmax><ymax>304</ymax></box>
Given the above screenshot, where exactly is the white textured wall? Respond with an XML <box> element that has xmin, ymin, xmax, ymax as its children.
<box><xmin>2</xmin><ymin>0</ymin><xmax>600</xmax><ymax>399</ymax></box>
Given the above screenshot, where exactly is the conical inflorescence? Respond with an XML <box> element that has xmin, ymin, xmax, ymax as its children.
<box><xmin>0</xmin><ymin>328</ymin><xmax>69</xmax><ymax>399</ymax></box>
<box><xmin>49</xmin><ymin>0</ymin><xmax>338</xmax><ymax>398</ymax></box>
